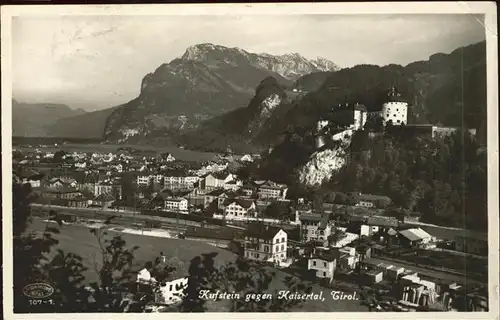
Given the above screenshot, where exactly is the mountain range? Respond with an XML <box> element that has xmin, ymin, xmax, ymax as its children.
<box><xmin>179</xmin><ymin>40</ymin><xmax>487</xmax><ymax>154</ymax></box>
<box><xmin>12</xmin><ymin>41</ymin><xmax>486</xmax><ymax>152</ymax></box>
<box><xmin>102</xmin><ymin>43</ymin><xmax>340</xmax><ymax>142</ymax></box>
<box><xmin>12</xmin><ymin>100</ymin><xmax>86</xmax><ymax>137</ymax></box>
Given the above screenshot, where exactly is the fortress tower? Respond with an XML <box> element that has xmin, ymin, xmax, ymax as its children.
<box><xmin>381</xmin><ymin>86</ymin><xmax>408</xmax><ymax>126</ymax></box>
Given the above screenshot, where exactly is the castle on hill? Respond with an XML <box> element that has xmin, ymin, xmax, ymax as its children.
<box><xmin>314</xmin><ymin>86</ymin><xmax>475</xmax><ymax>149</ymax></box>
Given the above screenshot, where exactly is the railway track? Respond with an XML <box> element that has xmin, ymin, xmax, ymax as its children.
<box><xmin>30</xmin><ymin>204</ymin><xmax>201</xmax><ymax>230</ymax></box>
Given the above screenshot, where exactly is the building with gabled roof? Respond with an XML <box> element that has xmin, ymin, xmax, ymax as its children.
<box><xmin>299</xmin><ymin>212</ymin><xmax>333</xmax><ymax>247</ymax></box>
<box><xmin>216</xmin><ymin>198</ymin><xmax>256</xmax><ymax>220</ymax></box>
<box><xmin>244</xmin><ymin>223</ymin><xmax>288</xmax><ymax>266</ymax></box>
<box><xmin>308</xmin><ymin>249</ymin><xmax>338</xmax><ymax>284</ymax></box>
<box><xmin>92</xmin><ymin>192</ymin><xmax>116</xmax><ymax>209</ymax></box>
<box><xmin>42</xmin><ymin>186</ymin><xmax>82</xmax><ymax>200</ymax></box>
<box><xmin>164</xmin><ymin>197</ymin><xmax>188</xmax><ymax>212</ymax></box>
<box><xmin>257</xmin><ymin>180</ymin><xmax>288</xmax><ymax>200</ymax></box>
<box><xmin>204</xmin><ymin>188</ymin><xmax>232</xmax><ymax>209</ymax></box>
<box><xmin>398</xmin><ymin>228</ymin><xmax>434</xmax><ymax>248</ymax></box>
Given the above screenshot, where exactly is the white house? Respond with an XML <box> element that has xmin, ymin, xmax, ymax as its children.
<box><xmin>164</xmin><ymin>174</ymin><xmax>199</xmax><ymax>190</ymax></box>
<box><xmin>299</xmin><ymin>213</ymin><xmax>332</xmax><ymax>247</ymax></box>
<box><xmin>194</xmin><ymin>163</ymin><xmax>228</xmax><ymax>176</ymax></box>
<box><xmin>94</xmin><ymin>181</ymin><xmax>122</xmax><ymax>200</ymax></box>
<box><xmin>150</xmin><ymin>174</ymin><xmax>164</xmax><ymax>185</ymax></box>
<box><xmin>136</xmin><ymin>173</ymin><xmax>163</xmax><ymax>186</ymax></box>
<box><xmin>161</xmin><ymin>153</ymin><xmax>176</xmax><ymax>162</ymax></box>
<box><xmin>20</xmin><ymin>171</ymin><xmax>44</xmax><ymax>188</ymax></box>
<box><xmin>217</xmin><ymin>199</ymin><xmax>256</xmax><ymax>220</ymax></box>
<box><xmin>198</xmin><ymin>172</ymin><xmax>234</xmax><ymax>191</ymax></box>
<box><xmin>137</xmin><ymin>174</ymin><xmax>151</xmax><ymax>186</ymax></box>
<box><xmin>74</xmin><ymin>162</ymin><xmax>87</xmax><ymax>169</ymax></box>
<box><xmin>336</xmin><ymin>246</ymin><xmax>359</xmax><ymax>271</ymax></box>
<box><xmin>244</xmin><ymin>223</ymin><xmax>288</xmax><ymax>266</ymax></box>
<box><xmin>308</xmin><ymin>250</ymin><xmax>337</xmax><ymax>283</ymax></box>
<box><xmin>164</xmin><ymin>197</ymin><xmax>188</xmax><ymax>212</ymax></box>
<box><xmin>47</xmin><ymin>177</ymin><xmax>78</xmax><ymax>189</ymax></box>
<box><xmin>240</xmin><ymin>154</ymin><xmax>254</xmax><ymax>162</ymax></box>
<box><xmin>256</xmin><ymin>181</ymin><xmax>288</xmax><ymax>200</ymax></box>
<box><xmin>224</xmin><ymin>179</ymin><xmax>243</xmax><ymax>191</ymax></box>
<box><xmin>157</xmin><ymin>277</ymin><xmax>188</xmax><ymax>305</ymax></box>
<box><xmin>94</xmin><ymin>181</ymin><xmax>113</xmax><ymax>196</ymax></box>
<box><xmin>26</xmin><ymin>176</ymin><xmax>43</xmax><ymax>188</ymax></box>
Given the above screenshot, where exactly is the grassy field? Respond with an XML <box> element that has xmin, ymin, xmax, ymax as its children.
<box><xmin>26</xmin><ymin>218</ymin><xmax>368</xmax><ymax>312</ymax></box>
<box><xmin>27</xmin><ymin>218</ymin><xmax>235</xmax><ymax>283</ymax></box>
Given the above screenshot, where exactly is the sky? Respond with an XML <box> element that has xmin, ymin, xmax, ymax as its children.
<box><xmin>12</xmin><ymin>14</ymin><xmax>486</xmax><ymax>111</ymax></box>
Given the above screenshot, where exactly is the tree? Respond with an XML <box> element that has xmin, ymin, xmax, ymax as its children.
<box><xmin>12</xmin><ymin>181</ymin><xmax>172</xmax><ymax>313</ymax></box>
<box><xmin>334</xmin><ymin>192</ymin><xmax>348</xmax><ymax>205</ymax></box>
<box><xmin>121</xmin><ymin>172</ymin><xmax>137</xmax><ymax>207</ymax></box>
<box><xmin>53</xmin><ymin>150</ymin><xmax>67</xmax><ymax>163</ymax></box>
<box><xmin>328</xmin><ymin>227</ymin><xmax>347</xmax><ymax>247</ymax></box>
<box><xmin>178</xmin><ymin>254</ymin><xmax>312</xmax><ymax>312</ymax></box>
<box><xmin>261</xmin><ymin>201</ymin><xmax>283</xmax><ymax>219</ymax></box>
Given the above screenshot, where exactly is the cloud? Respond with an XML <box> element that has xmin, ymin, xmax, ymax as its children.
<box><xmin>11</xmin><ymin>14</ymin><xmax>485</xmax><ymax>110</ymax></box>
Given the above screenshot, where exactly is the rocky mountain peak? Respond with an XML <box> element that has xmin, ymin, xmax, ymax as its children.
<box><xmin>179</xmin><ymin>43</ymin><xmax>339</xmax><ymax>80</ymax></box>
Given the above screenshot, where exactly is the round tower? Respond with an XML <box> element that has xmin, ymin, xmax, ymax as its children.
<box><xmin>381</xmin><ymin>86</ymin><xmax>408</xmax><ymax>126</ymax></box>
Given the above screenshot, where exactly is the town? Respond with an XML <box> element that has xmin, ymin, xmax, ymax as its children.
<box><xmin>13</xmin><ymin>87</ymin><xmax>488</xmax><ymax>313</ymax></box>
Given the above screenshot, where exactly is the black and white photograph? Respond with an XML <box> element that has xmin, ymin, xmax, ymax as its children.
<box><xmin>1</xmin><ymin>2</ymin><xmax>498</xmax><ymax>317</ymax></box>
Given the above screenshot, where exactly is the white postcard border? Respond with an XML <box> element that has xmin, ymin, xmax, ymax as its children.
<box><xmin>1</xmin><ymin>2</ymin><xmax>498</xmax><ymax>320</ymax></box>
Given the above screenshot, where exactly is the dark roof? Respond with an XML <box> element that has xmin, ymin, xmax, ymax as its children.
<box><xmin>241</xmin><ymin>184</ymin><xmax>257</xmax><ymax>190</ymax></box>
<box><xmin>25</xmin><ymin>173</ymin><xmax>44</xmax><ymax>181</ymax></box>
<box><xmin>311</xmin><ymin>250</ymin><xmax>338</xmax><ymax>262</ymax></box>
<box><xmin>185</xmin><ymin>226</ymin><xmax>244</xmax><ymax>241</ymax></box>
<box><xmin>205</xmin><ymin>188</ymin><xmax>227</xmax><ymax>197</ymax></box>
<box><xmin>43</xmin><ymin>186</ymin><xmax>81</xmax><ymax>194</ymax></box>
<box><xmin>68</xmin><ymin>196</ymin><xmax>90</xmax><ymax>202</ymax></box>
<box><xmin>384</xmin><ymin>87</ymin><xmax>408</xmax><ymax>103</ymax></box>
<box><xmin>212</xmin><ymin>171</ymin><xmax>231</xmax><ymax>180</ymax></box>
<box><xmin>358</xmin><ymin>193</ymin><xmax>392</xmax><ymax>202</ymax></box>
<box><xmin>299</xmin><ymin>213</ymin><xmax>330</xmax><ymax>229</ymax></box>
<box><xmin>348</xmin><ymin>215</ymin><xmax>367</xmax><ymax>222</ymax></box>
<box><xmin>244</xmin><ymin>223</ymin><xmax>284</xmax><ymax>240</ymax></box>
<box><xmin>74</xmin><ymin>174</ymin><xmax>99</xmax><ymax>184</ymax></box>
<box><xmin>257</xmin><ymin>180</ymin><xmax>287</xmax><ymax>189</ymax></box>
<box><xmin>94</xmin><ymin>192</ymin><xmax>115</xmax><ymax>202</ymax></box>
<box><xmin>229</xmin><ymin>198</ymin><xmax>255</xmax><ymax>209</ymax></box>
<box><xmin>367</xmin><ymin>216</ymin><xmax>399</xmax><ymax>227</ymax></box>
<box><xmin>299</xmin><ymin>213</ymin><xmax>323</xmax><ymax>221</ymax></box>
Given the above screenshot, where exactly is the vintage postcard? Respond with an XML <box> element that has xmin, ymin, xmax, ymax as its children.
<box><xmin>1</xmin><ymin>2</ymin><xmax>498</xmax><ymax>319</ymax></box>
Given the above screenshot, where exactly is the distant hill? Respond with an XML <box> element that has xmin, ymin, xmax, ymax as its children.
<box><xmin>12</xmin><ymin>100</ymin><xmax>87</xmax><ymax>137</ymax></box>
<box><xmin>177</xmin><ymin>76</ymin><xmax>294</xmax><ymax>153</ymax></box>
<box><xmin>45</xmin><ymin>106</ymin><xmax>120</xmax><ymax>139</ymax></box>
